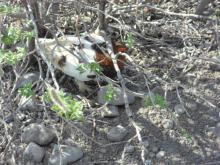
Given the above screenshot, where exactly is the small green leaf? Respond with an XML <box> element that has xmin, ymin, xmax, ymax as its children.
<box><xmin>144</xmin><ymin>93</ymin><xmax>167</xmax><ymax>109</ymax></box>
<box><xmin>104</xmin><ymin>85</ymin><xmax>117</xmax><ymax>102</ymax></box>
<box><xmin>126</xmin><ymin>33</ymin><xmax>135</xmax><ymax>48</ymax></box>
<box><xmin>18</xmin><ymin>83</ymin><xmax>35</xmax><ymax>98</ymax></box>
<box><xmin>89</xmin><ymin>62</ymin><xmax>103</xmax><ymax>74</ymax></box>
<box><xmin>1</xmin><ymin>35</ymin><xmax>14</xmax><ymax>45</ymax></box>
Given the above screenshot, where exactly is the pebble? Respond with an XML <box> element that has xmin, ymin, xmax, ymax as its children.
<box><xmin>149</xmin><ymin>152</ymin><xmax>155</xmax><ymax>158</ymax></box>
<box><xmin>209</xmin><ymin>56</ymin><xmax>220</xmax><ymax>71</ymax></box>
<box><xmin>185</xmin><ymin>102</ymin><xmax>197</xmax><ymax>111</ymax></box>
<box><xmin>21</xmin><ymin>123</ymin><xmax>56</xmax><ymax>145</ymax></box>
<box><xmin>156</xmin><ymin>151</ymin><xmax>166</xmax><ymax>159</ymax></box>
<box><xmin>162</xmin><ymin>119</ymin><xmax>174</xmax><ymax>129</ymax></box>
<box><xmin>142</xmin><ymin>140</ymin><xmax>149</xmax><ymax>148</ymax></box>
<box><xmin>15</xmin><ymin>72</ymin><xmax>40</xmax><ymax>90</ymax></box>
<box><xmin>16</xmin><ymin>113</ymin><xmax>26</xmax><ymax>121</ymax></box>
<box><xmin>145</xmin><ymin>160</ymin><xmax>153</xmax><ymax>165</ymax></box>
<box><xmin>18</xmin><ymin>96</ymin><xmax>41</xmax><ymax>111</ymax></box>
<box><xmin>125</xmin><ymin>145</ymin><xmax>135</xmax><ymax>153</ymax></box>
<box><xmin>101</xmin><ymin>105</ymin><xmax>119</xmax><ymax>118</ymax></box>
<box><xmin>152</xmin><ymin>146</ymin><xmax>159</xmax><ymax>153</ymax></box>
<box><xmin>214</xmin><ymin>123</ymin><xmax>220</xmax><ymax>137</ymax></box>
<box><xmin>97</xmin><ymin>86</ymin><xmax>135</xmax><ymax>105</ymax></box>
<box><xmin>4</xmin><ymin>114</ymin><xmax>14</xmax><ymax>124</ymax></box>
<box><xmin>48</xmin><ymin>144</ymin><xmax>83</xmax><ymax>165</ymax></box>
<box><xmin>174</xmin><ymin>104</ymin><xmax>185</xmax><ymax>115</ymax></box>
<box><xmin>107</xmin><ymin>125</ymin><xmax>128</xmax><ymax>142</ymax></box>
<box><xmin>23</xmin><ymin>142</ymin><xmax>45</xmax><ymax>163</ymax></box>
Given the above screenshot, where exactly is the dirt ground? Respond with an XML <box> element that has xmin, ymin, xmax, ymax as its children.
<box><xmin>1</xmin><ymin>0</ymin><xmax>220</xmax><ymax>165</ymax></box>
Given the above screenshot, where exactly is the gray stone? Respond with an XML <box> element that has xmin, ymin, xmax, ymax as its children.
<box><xmin>214</xmin><ymin>123</ymin><xmax>220</xmax><ymax>137</ymax></box>
<box><xmin>107</xmin><ymin>125</ymin><xmax>128</xmax><ymax>142</ymax></box>
<box><xmin>101</xmin><ymin>105</ymin><xmax>119</xmax><ymax>118</ymax></box>
<box><xmin>149</xmin><ymin>152</ymin><xmax>155</xmax><ymax>158</ymax></box>
<box><xmin>4</xmin><ymin>114</ymin><xmax>14</xmax><ymax>124</ymax></box>
<box><xmin>21</xmin><ymin>123</ymin><xmax>56</xmax><ymax>145</ymax></box>
<box><xmin>16</xmin><ymin>112</ymin><xmax>26</xmax><ymax>121</ymax></box>
<box><xmin>142</xmin><ymin>140</ymin><xmax>149</xmax><ymax>148</ymax></box>
<box><xmin>18</xmin><ymin>96</ymin><xmax>42</xmax><ymax>111</ymax></box>
<box><xmin>125</xmin><ymin>145</ymin><xmax>135</xmax><ymax>153</ymax></box>
<box><xmin>145</xmin><ymin>160</ymin><xmax>153</xmax><ymax>165</ymax></box>
<box><xmin>216</xmin><ymin>137</ymin><xmax>220</xmax><ymax>149</ymax></box>
<box><xmin>185</xmin><ymin>102</ymin><xmax>197</xmax><ymax>111</ymax></box>
<box><xmin>162</xmin><ymin>119</ymin><xmax>174</xmax><ymax>129</ymax></box>
<box><xmin>209</xmin><ymin>56</ymin><xmax>220</xmax><ymax>71</ymax></box>
<box><xmin>23</xmin><ymin>142</ymin><xmax>45</xmax><ymax>163</ymax></box>
<box><xmin>152</xmin><ymin>146</ymin><xmax>159</xmax><ymax>153</ymax></box>
<box><xmin>97</xmin><ymin>86</ymin><xmax>135</xmax><ymax>105</ymax></box>
<box><xmin>15</xmin><ymin>72</ymin><xmax>40</xmax><ymax>90</ymax></box>
<box><xmin>156</xmin><ymin>151</ymin><xmax>166</xmax><ymax>159</ymax></box>
<box><xmin>48</xmin><ymin>144</ymin><xmax>83</xmax><ymax>165</ymax></box>
<box><xmin>174</xmin><ymin>104</ymin><xmax>185</xmax><ymax>115</ymax></box>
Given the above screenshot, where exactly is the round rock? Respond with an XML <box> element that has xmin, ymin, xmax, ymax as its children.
<box><xmin>21</xmin><ymin>123</ymin><xmax>56</xmax><ymax>145</ymax></box>
<box><xmin>174</xmin><ymin>104</ymin><xmax>185</xmax><ymax>115</ymax></box>
<box><xmin>23</xmin><ymin>142</ymin><xmax>45</xmax><ymax>163</ymax></box>
<box><xmin>107</xmin><ymin>125</ymin><xmax>128</xmax><ymax>142</ymax></box>
<box><xmin>156</xmin><ymin>151</ymin><xmax>166</xmax><ymax>159</ymax></box>
<box><xmin>48</xmin><ymin>144</ymin><xmax>83</xmax><ymax>165</ymax></box>
<box><xmin>214</xmin><ymin>123</ymin><xmax>220</xmax><ymax>137</ymax></box>
<box><xmin>15</xmin><ymin>72</ymin><xmax>40</xmax><ymax>90</ymax></box>
<box><xmin>162</xmin><ymin>119</ymin><xmax>174</xmax><ymax>129</ymax></box>
<box><xmin>125</xmin><ymin>145</ymin><xmax>135</xmax><ymax>153</ymax></box>
<box><xmin>101</xmin><ymin>105</ymin><xmax>119</xmax><ymax>118</ymax></box>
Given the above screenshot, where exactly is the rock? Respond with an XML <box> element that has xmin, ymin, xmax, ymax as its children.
<box><xmin>216</xmin><ymin>137</ymin><xmax>220</xmax><ymax>149</ymax></box>
<box><xmin>174</xmin><ymin>104</ymin><xmax>185</xmax><ymax>115</ymax></box>
<box><xmin>101</xmin><ymin>105</ymin><xmax>119</xmax><ymax>118</ymax></box>
<box><xmin>18</xmin><ymin>96</ymin><xmax>42</xmax><ymax>111</ymax></box>
<box><xmin>156</xmin><ymin>151</ymin><xmax>166</xmax><ymax>159</ymax></box>
<box><xmin>185</xmin><ymin>102</ymin><xmax>197</xmax><ymax>111</ymax></box>
<box><xmin>48</xmin><ymin>144</ymin><xmax>83</xmax><ymax>165</ymax></box>
<box><xmin>97</xmin><ymin>86</ymin><xmax>135</xmax><ymax>105</ymax></box>
<box><xmin>149</xmin><ymin>152</ymin><xmax>155</xmax><ymax>158</ymax></box>
<box><xmin>162</xmin><ymin>119</ymin><xmax>174</xmax><ymax>129</ymax></box>
<box><xmin>125</xmin><ymin>145</ymin><xmax>135</xmax><ymax>153</ymax></box>
<box><xmin>209</xmin><ymin>56</ymin><xmax>220</xmax><ymax>71</ymax></box>
<box><xmin>214</xmin><ymin>123</ymin><xmax>220</xmax><ymax>137</ymax></box>
<box><xmin>16</xmin><ymin>112</ymin><xmax>26</xmax><ymax>121</ymax></box>
<box><xmin>23</xmin><ymin>142</ymin><xmax>45</xmax><ymax>163</ymax></box>
<box><xmin>152</xmin><ymin>146</ymin><xmax>159</xmax><ymax>153</ymax></box>
<box><xmin>21</xmin><ymin>123</ymin><xmax>56</xmax><ymax>145</ymax></box>
<box><xmin>4</xmin><ymin>114</ymin><xmax>14</xmax><ymax>124</ymax></box>
<box><xmin>15</xmin><ymin>72</ymin><xmax>40</xmax><ymax>90</ymax></box>
<box><xmin>145</xmin><ymin>160</ymin><xmax>153</xmax><ymax>165</ymax></box>
<box><xmin>107</xmin><ymin>125</ymin><xmax>128</xmax><ymax>142</ymax></box>
<box><xmin>142</xmin><ymin>140</ymin><xmax>149</xmax><ymax>148</ymax></box>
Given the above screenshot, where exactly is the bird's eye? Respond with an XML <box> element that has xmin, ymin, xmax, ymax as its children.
<box><xmin>84</xmin><ymin>36</ymin><xmax>93</xmax><ymax>42</ymax></box>
<box><xmin>87</xmin><ymin>75</ymin><xmax>96</xmax><ymax>79</ymax></box>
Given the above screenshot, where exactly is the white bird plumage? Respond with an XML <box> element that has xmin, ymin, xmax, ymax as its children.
<box><xmin>38</xmin><ymin>33</ymin><xmax>106</xmax><ymax>82</ymax></box>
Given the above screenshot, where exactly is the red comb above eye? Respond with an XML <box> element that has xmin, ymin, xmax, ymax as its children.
<box><xmin>116</xmin><ymin>46</ymin><xmax>128</xmax><ymax>53</ymax></box>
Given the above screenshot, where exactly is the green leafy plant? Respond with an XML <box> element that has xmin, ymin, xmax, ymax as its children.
<box><xmin>0</xmin><ymin>26</ymin><xmax>35</xmax><ymax>66</ymax></box>
<box><xmin>179</xmin><ymin>128</ymin><xmax>193</xmax><ymax>143</ymax></box>
<box><xmin>1</xmin><ymin>26</ymin><xmax>35</xmax><ymax>46</ymax></box>
<box><xmin>18</xmin><ymin>83</ymin><xmax>35</xmax><ymax>98</ymax></box>
<box><xmin>0</xmin><ymin>48</ymin><xmax>27</xmax><ymax>65</ymax></box>
<box><xmin>77</xmin><ymin>62</ymin><xmax>103</xmax><ymax>74</ymax></box>
<box><xmin>144</xmin><ymin>93</ymin><xmax>167</xmax><ymax>109</ymax></box>
<box><xmin>104</xmin><ymin>85</ymin><xmax>117</xmax><ymax>102</ymax></box>
<box><xmin>44</xmin><ymin>87</ymin><xmax>84</xmax><ymax>121</ymax></box>
<box><xmin>126</xmin><ymin>33</ymin><xmax>135</xmax><ymax>48</ymax></box>
<box><xmin>0</xmin><ymin>4</ymin><xmax>21</xmax><ymax>14</ymax></box>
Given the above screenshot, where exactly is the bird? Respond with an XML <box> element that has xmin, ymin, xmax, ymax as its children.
<box><xmin>38</xmin><ymin>32</ymin><xmax>127</xmax><ymax>91</ymax></box>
